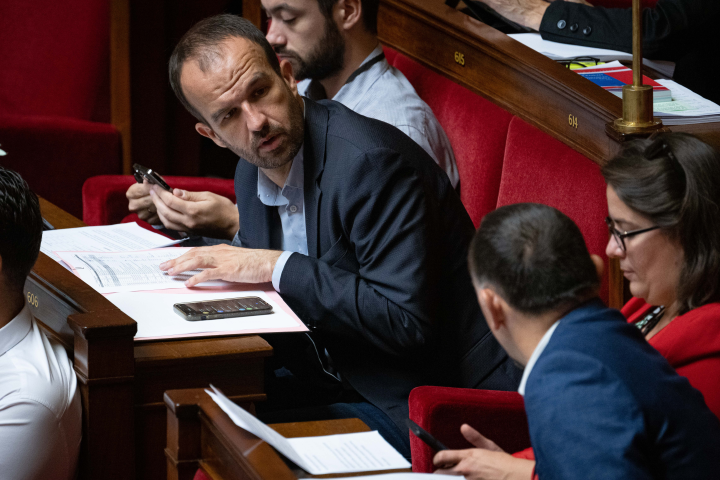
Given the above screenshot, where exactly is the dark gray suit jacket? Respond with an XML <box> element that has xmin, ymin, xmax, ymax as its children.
<box><xmin>540</xmin><ymin>0</ymin><xmax>720</xmax><ymax>104</ymax></box>
<box><xmin>233</xmin><ymin>98</ymin><xmax>520</xmax><ymax>430</ymax></box>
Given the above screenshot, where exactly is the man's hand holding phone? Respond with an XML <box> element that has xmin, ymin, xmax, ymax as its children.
<box><xmin>148</xmin><ymin>186</ymin><xmax>239</xmax><ymax>240</ymax></box>
<box><xmin>432</xmin><ymin>424</ymin><xmax>535</xmax><ymax>479</ymax></box>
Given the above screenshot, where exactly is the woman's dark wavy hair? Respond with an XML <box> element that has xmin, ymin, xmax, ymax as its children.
<box><xmin>601</xmin><ymin>133</ymin><xmax>720</xmax><ymax>314</ymax></box>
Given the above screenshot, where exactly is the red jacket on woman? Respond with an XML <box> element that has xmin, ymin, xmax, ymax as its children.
<box><xmin>622</xmin><ymin>297</ymin><xmax>720</xmax><ymax>419</ymax></box>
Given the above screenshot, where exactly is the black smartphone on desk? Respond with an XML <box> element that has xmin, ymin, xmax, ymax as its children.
<box><xmin>133</xmin><ymin>163</ymin><xmax>172</xmax><ymax>191</ymax></box>
<box><xmin>406</xmin><ymin>418</ymin><xmax>448</xmax><ymax>452</ymax></box>
<box><xmin>174</xmin><ymin>296</ymin><xmax>274</xmax><ymax>321</ymax></box>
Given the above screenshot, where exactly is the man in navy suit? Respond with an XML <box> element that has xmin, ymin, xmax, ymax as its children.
<box><xmin>435</xmin><ymin>203</ymin><xmax>720</xmax><ymax>479</ymax></box>
<box><xmin>159</xmin><ymin>14</ymin><xmax>519</xmax><ymax>456</ymax></box>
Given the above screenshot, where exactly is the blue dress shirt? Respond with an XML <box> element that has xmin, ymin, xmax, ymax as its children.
<box><xmin>256</xmin><ymin>145</ymin><xmax>307</xmax><ymax>292</ymax></box>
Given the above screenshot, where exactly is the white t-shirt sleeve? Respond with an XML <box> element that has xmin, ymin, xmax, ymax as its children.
<box><xmin>0</xmin><ymin>397</ymin><xmax>63</xmax><ymax>479</ymax></box>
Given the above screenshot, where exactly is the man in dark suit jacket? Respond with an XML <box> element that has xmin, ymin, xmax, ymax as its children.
<box><xmin>464</xmin><ymin>0</ymin><xmax>719</xmax><ymax>104</ymax></box>
<box><xmin>435</xmin><ymin>203</ymin><xmax>720</xmax><ymax>479</ymax></box>
<box><xmin>159</xmin><ymin>14</ymin><xmax>519</xmax><ymax>456</ymax></box>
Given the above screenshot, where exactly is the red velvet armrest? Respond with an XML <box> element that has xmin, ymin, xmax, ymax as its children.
<box><xmin>408</xmin><ymin>386</ymin><xmax>530</xmax><ymax>473</ymax></box>
<box><xmin>82</xmin><ymin>175</ymin><xmax>236</xmax><ymax>226</ymax></box>
<box><xmin>0</xmin><ymin>114</ymin><xmax>121</xmax><ymax>219</ymax></box>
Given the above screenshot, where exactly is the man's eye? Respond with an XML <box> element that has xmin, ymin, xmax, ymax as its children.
<box><xmin>224</xmin><ymin>109</ymin><xmax>236</xmax><ymax>120</ymax></box>
<box><xmin>281</xmin><ymin>17</ymin><xmax>296</xmax><ymax>24</ymax></box>
<box><xmin>254</xmin><ymin>87</ymin><xmax>268</xmax><ymax>97</ymax></box>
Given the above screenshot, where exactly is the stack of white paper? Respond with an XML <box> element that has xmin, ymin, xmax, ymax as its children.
<box><xmin>207</xmin><ymin>386</ymin><xmax>412</xmax><ymax>475</ymax></box>
<box><xmin>508</xmin><ymin>33</ymin><xmax>675</xmax><ymax>77</ymax></box>
<box><xmin>652</xmin><ymin>80</ymin><xmax>720</xmax><ymax>125</ymax></box>
<box><xmin>57</xmin><ymin>248</ymin><xmax>224</xmax><ymax>294</ymax></box>
<box><xmin>41</xmin><ymin>223</ymin><xmax>182</xmax><ymax>265</ymax></box>
<box><xmin>43</xmin><ymin>223</ymin><xmax>308</xmax><ymax>340</ymax></box>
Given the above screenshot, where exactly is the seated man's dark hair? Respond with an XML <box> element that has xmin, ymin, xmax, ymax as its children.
<box><xmin>0</xmin><ymin>167</ymin><xmax>43</xmax><ymax>291</ymax></box>
<box><xmin>469</xmin><ymin>203</ymin><xmax>599</xmax><ymax>315</ymax></box>
<box><xmin>317</xmin><ymin>0</ymin><xmax>380</xmax><ymax>34</ymax></box>
<box><xmin>169</xmin><ymin>14</ymin><xmax>282</xmax><ymax>123</ymax></box>
<box><xmin>602</xmin><ymin>133</ymin><xmax>720</xmax><ymax>314</ymax></box>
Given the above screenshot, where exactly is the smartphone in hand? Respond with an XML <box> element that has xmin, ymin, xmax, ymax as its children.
<box><xmin>133</xmin><ymin>163</ymin><xmax>172</xmax><ymax>191</ymax></box>
<box><xmin>406</xmin><ymin>418</ymin><xmax>448</xmax><ymax>452</ymax></box>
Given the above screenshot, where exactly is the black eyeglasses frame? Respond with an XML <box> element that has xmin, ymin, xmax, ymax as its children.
<box><xmin>605</xmin><ymin>217</ymin><xmax>661</xmax><ymax>252</ymax></box>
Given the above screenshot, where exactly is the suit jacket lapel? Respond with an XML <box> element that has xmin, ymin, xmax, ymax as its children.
<box><xmin>234</xmin><ymin>159</ymin><xmax>283</xmax><ymax>250</ymax></box>
<box><xmin>302</xmin><ymin>99</ymin><xmax>329</xmax><ymax>259</ymax></box>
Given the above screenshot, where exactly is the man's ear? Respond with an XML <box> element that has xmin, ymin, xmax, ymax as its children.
<box><xmin>335</xmin><ymin>0</ymin><xmax>363</xmax><ymax>31</ymax></box>
<box><xmin>279</xmin><ymin>59</ymin><xmax>298</xmax><ymax>95</ymax></box>
<box><xmin>477</xmin><ymin>288</ymin><xmax>507</xmax><ymax>332</ymax></box>
<box><xmin>195</xmin><ymin>123</ymin><xmax>227</xmax><ymax>149</ymax></box>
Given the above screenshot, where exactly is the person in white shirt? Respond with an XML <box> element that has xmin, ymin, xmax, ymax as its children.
<box><xmin>127</xmin><ymin>0</ymin><xmax>458</xmax><ymax>239</ymax></box>
<box><xmin>0</xmin><ymin>167</ymin><xmax>81</xmax><ymax>480</ymax></box>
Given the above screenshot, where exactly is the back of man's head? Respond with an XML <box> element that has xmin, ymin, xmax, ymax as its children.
<box><xmin>0</xmin><ymin>167</ymin><xmax>42</xmax><ymax>292</ymax></box>
<box><xmin>469</xmin><ymin>203</ymin><xmax>599</xmax><ymax>315</ymax></box>
<box><xmin>169</xmin><ymin>14</ymin><xmax>281</xmax><ymax>123</ymax></box>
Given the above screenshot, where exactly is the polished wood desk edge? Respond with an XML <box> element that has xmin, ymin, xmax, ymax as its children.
<box><xmin>165</xmin><ymin>388</ymin><xmax>408</xmax><ymax>480</ymax></box>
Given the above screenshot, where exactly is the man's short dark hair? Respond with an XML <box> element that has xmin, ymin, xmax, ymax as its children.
<box><xmin>0</xmin><ymin>167</ymin><xmax>42</xmax><ymax>291</ymax></box>
<box><xmin>469</xmin><ymin>203</ymin><xmax>599</xmax><ymax>315</ymax></box>
<box><xmin>316</xmin><ymin>0</ymin><xmax>380</xmax><ymax>34</ymax></box>
<box><xmin>169</xmin><ymin>14</ymin><xmax>282</xmax><ymax>123</ymax></box>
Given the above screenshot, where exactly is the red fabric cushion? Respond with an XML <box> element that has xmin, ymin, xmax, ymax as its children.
<box><xmin>0</xmin><ymin>0</ymin><xmax>110</xmax><ymax>120</ymax></box>
<box><xmin>193</xmin><ymin>469</ymin><xmax>211</xmax><ymax>480</ymax></box>
<box><xmin>82</xmin><ymin>175</ymin><xmax>236</xmax><ymax>226</ymax></box>
<box><xmin>389</xmin><ymin>52</ymin><xmax>511</xmax><ymax>227</ymax></box>
<box><xmin>0</xmin><ymin>114</ymin><xmax>121</xmax><ymax>219</ymax></box>
<box><xmin>497</xmin><ymin>118</ymin><xmax>609</xmax><ymax>301</ymax></box>
<box><xmin>409</xmin><ymin>386</ymin><xmax>530</xmax><ymax>473</ymax></box>
<box><xmin>382</xmin><ymin>45</ymin><xmax>399</xmax><ymax>65</ymax></box>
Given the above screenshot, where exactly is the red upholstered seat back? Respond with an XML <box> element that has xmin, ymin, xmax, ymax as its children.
<box><xmin>385</xmin><ymin>48</ymin><xmax>511</xmax><ymax>227</ymax></box>
<box><xmin>0</xmin><ymin>0</ymin><xmax>110</xmax><ymax>121</ymax></box>
<box><xmin>496</xmin><ymin>118</ymin><xmax>609</xmax><ymax>300</ymax></box>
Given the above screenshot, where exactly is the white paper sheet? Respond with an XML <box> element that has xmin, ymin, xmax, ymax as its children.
<box><xmin>106</xmin><ymin>289</ymin><xmax>307</xmax><ymax>340</ymax></box>
<box><xmin>653</xmin><ymin>80</ymin><xmax>720</xmax><ymax>124</ymax></box>
<box><xmin>207</xmin><ymin>387</ymin><xmax>411</xmax><ymax>475</ymax></box>
<box><xmin>41</xmin><ymin>223</ymin><xmax>178</xmax><ymax>264</ymax></box>
<box><xmin>56</xmin><ymin>247</ymin><xmax>226</xmax><ymax>293</ymax></box>
<box><xmin>508</xmin><ymin>33</ymin><xmax>675</xmax><ymax>77</ymax></box>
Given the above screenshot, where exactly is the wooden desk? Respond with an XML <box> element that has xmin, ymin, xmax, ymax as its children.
<box><xmin>25</xmin><ymin>199</ymin><xmax>273</xmax><ymax>480</ymax></box>
<box><xmin>165</xmin><ymin>388</ymin><xmax>411</xmax><ymax>480</ymax></box>
<box><xmin>374</xmin><ymin>0</ymin><xmax>720</xmax><ymax>162</ymax></box>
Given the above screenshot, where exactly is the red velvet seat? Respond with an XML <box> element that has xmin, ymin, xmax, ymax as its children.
<box><xmin>387</xmin><ymin>49</ymin><xmax>511</xmax><ymax>227</ymax></box>
<box><xmin>496</xmin><ymin>117</ymin><xmax>609</xmax><ymax>300</ymax></box>
<box><xmin>0</xmin><ymin>0</ymin><xmax>122</xmax><ymax>218</ymax></box>
<box><xmin>409</xmin><ymin>387</ymin><xmax>529</xmax><ymax>473</ymax></box>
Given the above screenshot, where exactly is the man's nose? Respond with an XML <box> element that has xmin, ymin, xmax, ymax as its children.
<box><xmin>266</xmin><ymin>19</ymin><xmax>286</xmax><ymax>49</ymax></box>
<box><xmin>243</xmin><ymin>104</ymin><xmax>268</xmax><ymax>133</ymax></box>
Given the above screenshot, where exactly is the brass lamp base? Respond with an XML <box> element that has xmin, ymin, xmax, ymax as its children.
<box><xmin>612</xmin><ymin>84</ymin><xmax>665</xmax><ymax>135</ymax></box>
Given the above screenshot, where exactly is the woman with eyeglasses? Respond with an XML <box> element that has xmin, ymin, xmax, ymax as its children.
<box><xmin>431</xmin><ymin>133</ymin><xmax>720</xmax><ymax>480</ymax></box>
<box><xmin>603</xmin><ymin>132</ymin><xmax>720</xmax><ymax>418</ymax></box>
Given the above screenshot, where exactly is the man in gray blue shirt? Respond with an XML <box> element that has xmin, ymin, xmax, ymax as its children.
<box><xmin>126</xmin><ymin>0</ymin><xmax>458</xmax><ymax>237</ymax></box>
